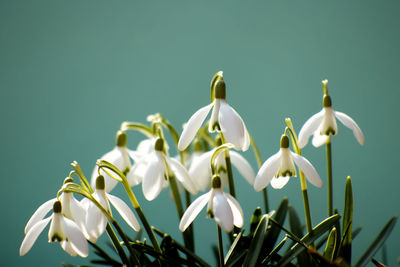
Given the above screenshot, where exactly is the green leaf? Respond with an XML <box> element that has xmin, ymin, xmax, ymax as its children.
<box><xmin>355</xmin><ymin>216</ymin><xmax>398</xmax><ymax>267</ymax></box>
<box><xmin>224</xmin><ymin>229</ymin><xmax>245</xmax><ymax>265</ymax></box>
<box><xmin>262</xmin><ymin>236</ymin><xmax>288</xmax><ymax>264</ymax></box>
<box><xmin>340</xmin><ymin>176</ymin><xmax>353</xmax><ymax>264</ymax></box>
<box><xmin>242</xmin><ymin>214</ymin><xmax>270</xmax><ymax>267</ymax></box>
<box><xmin>278</xmin><ymin>214</ymin><xmax>341</xmax><ymax>266</ymax></box>
<box><xmin>288</xmin><ymin>205</ymin><xmax>312</xmax><ymax>266</ymax></box>
<box><xmin>262</xmin><ymin>197</ymin><xmax>288</xmax><ymax>257</ymax></box>
<box><xmin>323</xmin><ymin>227</ymin><xmax>337</xmax><ymax>262</ymax></box>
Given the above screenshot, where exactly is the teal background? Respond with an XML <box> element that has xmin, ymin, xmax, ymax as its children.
<box><xmin>1</xmin><ymin>0</ymin><xmax>399</xmax><ymax>266</ymax></box>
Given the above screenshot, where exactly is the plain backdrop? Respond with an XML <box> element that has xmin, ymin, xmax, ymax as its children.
<box><xmin>1</xmin><ymin>0</ymin><xmax>399</xmax><ymax>266</ymax></box>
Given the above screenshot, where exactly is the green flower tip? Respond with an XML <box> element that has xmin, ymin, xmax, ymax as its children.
<box><xmin>154</xmin><ymin>138</ymin><xmax>164</xmax><ymax>151</ymax></box>
<box><xmin>211</xmin><ymin>175</ymin><xmax>222</xmax><ymax>189</ymax></box>
<box><xmin>215</xmin><ymin>136</ymin><xmax>223</xmax><ymax>146</ymax></box>
<box><xmin>323</xmin><ymin>95</ymin><xmax>332</xmax><ymax>107</ymax></box>
<box><xmin>193</xmin><ymin>138</ymin><xmax>203</xmax><ymax>152</ymax></box>
<box><xmin>280</xmin><ymin>135</ymin><xmax>289</xmax><ymax>148</ymax></box>
<box><xmin>63</xmin><ymin>177</ymin><xmax>73</xmax><ymax>184</ymax></box>
<box><xmin>322</xmin><ymin>79</ymin><xmax>329</xmax><ymax>95</ymax></box>
<box><xmin>214</xmin><ymin>80</ymin><xmax>226</xmax><ymax>100</ymax></box>
<box><xmin>96</xmin><ymin>175</ymin><xmax>105</xmax><ymax>190</ymax></box>
<box><xmin>53</xmin><ymin>201</ymin><xmax>62</xmax><ymax>213</ymax></box>
<box><xmin>116</xmin><ymin>130</ymin><xmax>127</xmax><ymax>147</ymax></box>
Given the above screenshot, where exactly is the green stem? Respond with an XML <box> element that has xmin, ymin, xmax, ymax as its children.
<box><xmin>134</xmin><ymin>206</ymin><xmax>161</xmax><ymax>253</ymax></box>
<box><xmin>224</xmin><ymin>151</ymin><xmax>236</xmax><ymax>198</ymax></box>
<box><xmin>185</xmin><ymin>190</ymin><xmax>195</xmax><ymax>252</ymax></box>
<box><xmin>106</xmin><ymin>224</ymin><xmax>130</xmax><ymax>266</ymax></box>
<box><xmin>326</xmin><ymin>140</ymin><xmax>333</xmax><ymax>216</ymax></box>
<box><xmin>249</xmin><ymin>134</ymin><xmax>269</xmax><ymax>213</ymax></box>
<box><xmin>217</xmin><ymin>225</ymin><xmax>224</xmax><ymax>267</ymax></box>
<box><xmin>111</xmin><ymin>221</ymin><xmax>141</xmax><ymax>266</ymax></box>
<box><xmin>301</xmin><ymin>186</ymin><xmax>313</xmax><ymax>235</ymax></box>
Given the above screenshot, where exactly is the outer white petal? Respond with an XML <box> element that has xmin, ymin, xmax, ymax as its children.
<box><xmin>68</xmin><ymin>196</ymin><xmax>89</xmax><ymax>239</ymax></box>
<box><xmin>219</xmin><ymin>101</ymin><xmax>248</xmax><ymax>151</ymax></box>
<box><xmin>24</xmin><ymin>198</ymin><xmax>56</xmax><ymax>234</ymax></box>
<box><xmin>189</xmin><ymin>151</ymin><xmax>212</xmax><ymax>192</ymax></box>
<box><xmin>91</xmin><ymin>147</ymin><xmax>129</xmax><ymax>192</ymax></box>
<box><xmin>291</xmin><ymin>152</ymin><xmax>323</xmax><ymax>188</ymax></box>
<box><xmin>213</xmin><ymin>191</ymin><xmax>234</xmax><ymax>232</ymax></box>
<box><xmin>254</xmin><ymin>151</ymin><xmax>281</xmax><ymax>192</ymax></box>
<box><xmin>167</xmin><ymin>157</ymin><xmax>198</xmax><ymax>195</ymax></box>
<box><xmin>298</xmin><ymin>110</ymin><xmax>325</xmax><ymax>149</ymax></box>
<box><xmin>142</xmin><ymin>155</ymin><xmax>165</xmax><ymax>201</ymax></box>
<box><xmin>62</xmin><ymin>217</ymin><xmax>89</xmax><ymax>257</ymax></box>
<box><xmin>312</xmin><ymin>131</ymin><xmax>330</xmax><ymax>147</ymax></box>
<box><xmin>270</xmin><ymin>176</ymin><xmax>290</xmax><ymax>189</ymax></box>
<box><xmin>20</xmin><ymin>217</ymin><xmax>51</xmax><ymax>256</ymax></box>
<box><xmin>229</xmin><ymin>151</ymin><xmax>255</xmax><ymax>185</ymax></box>
<box><xmin>335</xmin><ymin>111</ymin><xmax>365</xmax><ymax>146</ymax></box>
<box><xmin>85</xmin><ymin>201</ymin><xmax>107</xmax><ymax>242</ymax></box>
<box><xmin>107</xmin><ymin>193</ymin><xmax>140</xmax><ymax>231</ymax></box>
<box><xmin>179</xmin><ymin>192</ymin><xmax>211</xmax><ymax>232</ymax></box>
<box><xmin>61</xmin><ymin>241</ymin><xmax>78</xmax><ymax>257</ymax></box>
<box><xmin>224</xmin><ymin>193</ymin><xmax>244</xmax><ymax>228</ymax></box>
<box><xmin>209</xmin><ymin>100</ymin><xmax>220</xmax><ymax>132</ymax></box>
<box><xmin>178</xmin><ymin>103</ymin><xmax>213</xmax><ymax>151</ymax></box>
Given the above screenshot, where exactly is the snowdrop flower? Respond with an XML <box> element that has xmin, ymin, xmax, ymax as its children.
<box><xmin>189</xmin><ymin>144</ymin><xmax>255</xmax><ymax>192</ymax></box>
<box><xmin>298</xmin><ymin>80</ymin><xmax>365</xmax><ymax>148</ymax></box>
<box><xmin>141</xmin><ymin>138</ymin><xmax>197</xmax><ymax>201</ymax></box>
<box><xmin>178</xmin><ymin>79</ymin><xmax>250</xmax><ymax>152</ymax></box>
<box><xmin>20</xmin><ymin>201</ymin><xmax>88</xmax><ymax>257</ymax></box>
<box><xmin>91</xmin><ymin>131</ymin><xmax>132</xmax><ymax>192</ymax></box>
<box><xmin>254</xmin><ymin>135</ymin><xmax>323</xmax><ymax>190</ymax></box>
<box><xmin>179</xmin><ymin>175</ymin><xmax>243</xmax><ymax>232</ymax></box>
<box><xmin>82</xmin><ymin>175</ymin><xmax>140</xmax><ymax>243</ymax></box>
<box><xmin>23</xmin><ymin>178</ymin><xmax>87</xmax><ymax>240</ymax></box>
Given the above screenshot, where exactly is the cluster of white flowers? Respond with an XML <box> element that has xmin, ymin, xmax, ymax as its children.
<box><xmin>20</xmin><ymin>77</ymin><xmax>364</xmax><ymax>259</ymax></box>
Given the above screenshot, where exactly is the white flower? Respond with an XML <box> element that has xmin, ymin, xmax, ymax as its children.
<box><xmin>179</xmin><ymin>175</ymin><xmax>244</xmax><ymax>232</ymax></box>
<box><xmin>189</xmin><ymin>148</ymin><xmax>255</xmax><ymax>192</ymax></box>
<box><xmin>178</xmin><ymin>79</ymin><xmax>250</xmax><ymax>152</ymax></box>
<box><xmin>141</xmin><ymin>138</ymin><xmax>197</xmax><ymax>201</ymax></box>
<box><xmin>82</xmin><ymin>175</ymin><xmax>140</xmax><ymax>242</ymax></box>
<box><xmin>20</xmin><ymin>201</ymin><xmax>88</xmax><ymax>257</ymax></box>
<box><xmin>91</xmin><ymin>131</ymin><xmax>132</xmax><ymax>192</ymax></box>
<box><xmin>254</xmin><ymin>135</ymin><xmax>323</xmax><ymax>191</ymax></box>
<box><xmin>298</xmin><ymin>92</ymin><xmax>365</xmax><ymax>149</ymax></box>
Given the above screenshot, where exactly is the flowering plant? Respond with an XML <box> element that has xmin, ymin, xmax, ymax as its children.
<box><xmin>20</xmin><ymin>72</ymin><xmax>396</xmax><ymax>267</ymax></box>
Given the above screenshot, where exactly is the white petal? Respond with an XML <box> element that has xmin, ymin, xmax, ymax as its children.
<box><xmin>291</xmin><ymin>152</ymin><xmax>323</xmax><ymax>188</ymax></box>
<box><xmin>178</xmin><ymin>103</ymin><xmax>213</xmax><ymax>151</ymax></box>
<box><xmin>270</xmin><ymin>176</ymin><xmax>290</xmax><ymax>189</ymax></box>
<box><xmin>254</xmin><ymin>151</ymin><xmax>281</xmax><ymax>192</ymax></box>
<box><xmin>48</xmin><ymin>213</ymin><xmax>65</xmax><ymax>242</ymax></box>
<box><xmin>142</xmin><ymin>155</ymin><xmax>165</xmax><ymax>201</ymax></box>
<box><xmin>69</xmin><ymin>197</ymin><xmax>90</xmax><ymax>239</ymax></box>
<box><xmin>62</xmin><ymin>217</ymin><xmax>89</xmax><ymax>257</ymax></box>
<box><xmin>229</xmin><ymin>151</ymin><xmax>255</xmax><ymax>185</ymax></box>
<box><xmin>107</xmin><ymin>193</ymin><xmax>140</xmax><ymax>231</ymax></box>
<box><xmin>209</xmin><ymin>100</ymin><xmax>220</xmax><ymax>132</ymax></box>
<box><xmin>20</xmin><ymin>217</ymin><xmax>51</xmax><ymax>256</ymax></box>
<box><xmin>298</xmin><ymin>110</ymin><xmax>324</xmax><ymax>149</ymax></box>
<box><xmin>224</xmin><ymin>193</ymin><xmax>244</xmax><ymax>228</ymax></box>
<box><xmin>85</xmin><ymin>201</ymin><xmax>107</xmax><ymax>242</ymax></box>
<box><xmin>167</xmin><ymin>157</ymin><xmax>198</xmax><ymax>195</ymax></box>
<box><xmin>219</xmin><ymin>101</ymin><xmax>249</xmax><ymax>151</ymax></box>
<box><xmin>189</xmin><ymin>151</ymin><xmax>212</xmax><ymax>192</ymax></box>
<box><xmin>91</xmin><ymin>147</ymin><xmax>128</xmax><ymax>192</ymax></box>
<box><xmin>24</xmin><ymin>198</ymin><xmax>56</xmax><ymax>234</ymax></box>
<box><xmin>213</xmin><ymin>191</ymin><xmax>234</xmax><ymax>232</ymax></box>
<box><xmin>312</xmin><ymin>131</ymin><xmax>330</xmax><ymax>147</ymax></box>
<box><xmin>335</xmin><ymin>111</ymin><xmax>365</xmax><ymax>146</ymax></box>
<box><xmin>61</xmin><ymin>241</ymin><xmax>78</xmax><ymax>257</ymax></box>
<box><xmin>179</xmin><ymin>192</ymin><xmax>210</xmax><ymax>232</ymax></box>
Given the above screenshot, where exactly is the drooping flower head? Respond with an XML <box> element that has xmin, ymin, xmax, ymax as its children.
<box><xmin>178</xmin><ymin>76</ymin><xmax>250</xmax><ymax>152</ymax></box>
<box><xmin>298</xmin><ymin>80</ymin><xmax>365</xmax><ymax>148</ymax></box>
<box><xmin>179</xmin><ymin>175</ymin><xmax>244</xmax><ymax>232</ymax></box>
<box><xmin>20</xmin><ymin>200</ymin><xmax>89</xmax><ymax>257</ymax></box>
<box><xmin>254</xmin><ymin>134</ymin><xmax>323</xmax><ymax>191</ymax></box>
<box><xmin>91</xmin><ymin>131</ymin><xmax>132</xmax><ymax>192</ymax></box>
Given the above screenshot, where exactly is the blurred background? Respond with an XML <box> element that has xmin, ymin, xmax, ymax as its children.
<box><xmin>1</xmin><ymin>0</ymin><xmax>399</xmax><ymax>266</ymax></box>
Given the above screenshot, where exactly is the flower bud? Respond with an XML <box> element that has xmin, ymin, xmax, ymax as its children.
<box><xmin>214</xmin><ymin>80</ymin><xmax>226</xmax><ymax>100</ymax></box>
<box><xmin>280</xmin><ymin>135</ymin><xmax>289</xmax><ymax>148</ymax></box>
<box><xmin>116</xmin><ymin>130</ymin><xmax>127</xmax><ymax>147</ymax></box>
<box><xmin>211</xmin><ymin>175</ymin><xmax>222</xmax><ymax>189</ymax></box>
<box><xmin>154</xmin><ymin>138</ymin><xmax>164</xmax><ymax>152</ymax></box>
<box><xmin>53</xmin><ymin>201</ymin><xmax>62</xmax><ymax>213</ymax></box>
<box><xmin>63</xmin><ymin>177</ymin><xmax>73</xmax><ymax>184</ymax></box>
<box><xmin>323</xmin><ymin>95</ymin><xmax>332</xmax><ymax>108</ymax></box>
<box><xmin>96</xmin><ymin>175</ymin><xmax>105</xmax><ymax>190</ymax></box>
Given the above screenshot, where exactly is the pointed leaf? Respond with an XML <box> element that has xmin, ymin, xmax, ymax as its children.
<box><xmin>224</xmin><ymin>229</ymin><xmax>244</xmax><ymax>265</ymax></box>
<box><xmin>323</xmin><ymin>227</ymin><xmax>337</xmax><ymax>262</ymax></box>
<box><xmin>340</xmin><ymin>176</ymin><xmax>353</xmax><ymax>263</ymax></box>
<box><xmin>278</xmin><ymin>214</ymin><xmax>341</xmax><ymax>266</ymax></box>
<box><xmin>288</xmin><ymin>206</ymin><xmax>311</xmax><ymax>266</ymax></box>
<box><xmin>242</xmin><ymin>214</ymin><xmax>269</xmax><ymax>267</ymax></box>
<box><xmin>355</xmin><ymin>216</ymin><xmax>397</xmax><ymax>267</ymax></box>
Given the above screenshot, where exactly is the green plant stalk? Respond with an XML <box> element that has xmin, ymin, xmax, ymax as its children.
<box><xmin>249</xmin><ymin>133</ymin><xmax>269</xmax><ymax>212</ymax></box>
<box><xmin>217</xmin><ymin>225</ymin><xmax>224</xmax><ymax>267</ymax></box>
<box><xmin>184</xmin><ymin>190</ymin><xmax>195</xmax><ymax>252</ymax></box>
<box><xmin>326</xmin><ymin>140</ymin><xmax>333</xmax><ymax>216</ymax></box>
<box><xmin>111</xmin><ymin>221</ymin><xmax>141</xmax><ymax>266</ymax></box>
<box><xmin>105</xmin><ymin>224</ymin><xmax>130</xmax><ymax>266</ymax></box>
<box><xmin>224</xmin><ymin>150</ymin><xmax>236</xmax><ymax>198</ymax></box>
